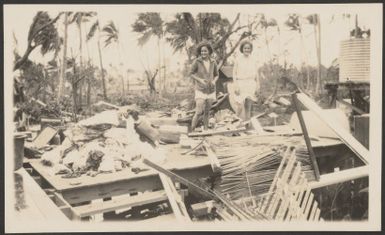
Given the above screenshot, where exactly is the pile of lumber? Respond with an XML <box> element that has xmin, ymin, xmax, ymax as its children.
<box><xmin>207</xmin><ymin>135</ymin><xmax>316</xmax><ymax>200</ymax></box>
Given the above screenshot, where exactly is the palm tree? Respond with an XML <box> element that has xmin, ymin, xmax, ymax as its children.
<box><xmin>14</xmin><ymin>11</ymin><xmax>63</xmax><ymax>71</ymax></box>
<box><xmin>86</xmin><ymin>16</ymin><xmax>108</xmax><ymax>100</ymax></box>
<box><xmin>307</xmin><ymin>14</ymin><xmax>322</xmax><ymax>94</ymax></box>
<box><xmin>102</xmin><ymin>21</ymin><xmax>126</xmax><ymax>97</ymax></box>
<box><xmin>57</xmin><ymin>12</ymin><xmax>68</xmax><ymax>101</ymax></box>
<box><xmin>68</xmin><ymin>12</ymin><xmax>95</xmax><ymax>109</ymax></box>
<box><xmin>259</xmin><ymin>14</ymin><xmax>281</xmax><ymax>95</ymax></box>
<box><xmin>132</xmin><ymin>13</ymin><xmax>165</xmax><ymax>90</ymax></box>
<box><xmin>163</xmin><ymin>13</ymin><xmax>255</xmax><ymax>69</ymax></box>
<box><xmin>74</xmin><ymin>12</ymin><xmax>97</xmax><ymax>108</ymax></box>
<box><xmin>285</xmin><ymin>14</ymin><xmax>312</xmax><ymax>90</ymax></box>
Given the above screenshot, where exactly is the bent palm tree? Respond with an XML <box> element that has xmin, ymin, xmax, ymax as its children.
<box><xmin>14</xmin><ymin>11</ymin><xmax>63</xmax><ymax>71</ymax></box>
<box><xmin>102</xmin><ymin>21</ymin><xmax>126</xmax><ymax>97</ymax></box>
<box><xmin>132</xmin><ymin>13</ymin><xmax>165</xmax><ymax>90</ymax></box>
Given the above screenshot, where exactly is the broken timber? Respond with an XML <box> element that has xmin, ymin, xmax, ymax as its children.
<box><xmin>202</xmin><ymin>141</ymin><xmax>222</xmax><ymax>173</ymax></box>
<box><xmin>292</xmin><ymin>93</ymin><xmax>321</xmax><ymax>181</ymax></box>
<box><xmin>188</xmin><ymin>127</ymin><xmax>247</xmax><ymax>137</ymax></box>
<box><xmin>142</xmin><ymin>158</ymin><xmax>259</xmax><ymax>221</ymax></box>
<box><xmin>158</xmin><ymin>173</ymin><xmax>191</xmax><ymax>222</ymax></box>
<box><xmin>309</xmin><ymin>165</ymin><xmax>369</xmax><ymax>189</ymax></box>
<box><xmin>255</xmin><ymin>147</ymin><xmax>322</xmax><ymax>221</ymax></box>
<box><xmin>296</xmin><ymin>93</ymin><xmax>369</xmax><ymax>165</ymax></box>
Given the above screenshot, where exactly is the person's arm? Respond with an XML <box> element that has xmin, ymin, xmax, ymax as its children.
<box><xmin>232</xmin><ymin>59</ymin><xmax>238</xmax><ymax>82</ymax></box>
<box><xmin>189</xmin><ymin>60</ymin><xmax>206</xmax><ymax>85</ymax></box>
<box><xmin>232</xmin><ymin>59</ymin><xmax>240</xmax><ymax>95</ymax></box>
<box><xmin>213</xmin><ymin>61</ymin><xmax>219</xmax><ymax>83</ymax></box>
<box><xmin>255</xmin><ymin>61</ymin><xmax>261</xmax><ymax>91</ymax></box>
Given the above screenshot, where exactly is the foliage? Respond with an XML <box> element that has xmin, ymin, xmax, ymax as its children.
<box><xmin>132</xmin><ymin>13</ymin><xmax>164</xmax><ymax>46</ymax></box>
<box><xmin>86</xmin><ymin>20</ymin><xmax>99</xmax><ymax>41</ymax></box>
<box><xmin>285</xmin><ymin>14</ymin><xmax>301</xmax><ymax>31</ymax></box>
<box><xmin>29</xmin><ymin>12</ymin><xmax>62</xmax><ymax>55</ymax></box>
<box><xmin>163</xmin><ymin>13</ymin><xmax>251</xmax><ymax>65</ymax></box>
<box><xmin>102</xmin><ymin>21</ymin><xmax>120</xmax><ymax>48</ymax></box>
<box><xmin>14</xmin><ymin>12</ymin><xmax>63</xmax><ymax>71</ymax></box>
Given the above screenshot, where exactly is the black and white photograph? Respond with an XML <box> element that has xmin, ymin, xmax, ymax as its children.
<box><xmin>4</xmin><ymin>3</ymin><xmax>382</xmax><ymax>232</ymax></box>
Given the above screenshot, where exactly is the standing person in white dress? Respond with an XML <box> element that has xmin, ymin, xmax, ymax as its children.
<box><xmin>231</xmin><ymin>40</ymin><xmax>260</xmax><ymax>124</ymax></box>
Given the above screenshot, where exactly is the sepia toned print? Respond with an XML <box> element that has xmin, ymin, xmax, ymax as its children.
<box><xmin>4</xmin><ymin>3</ymin><xmax>382</xmax><ymax>232</ymax></box>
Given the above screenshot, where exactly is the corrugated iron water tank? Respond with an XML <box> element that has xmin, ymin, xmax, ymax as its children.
<box><xmin>339</xmin><ymin>38</ymin><xmax>370</xmax><ymax>81</ymax></box>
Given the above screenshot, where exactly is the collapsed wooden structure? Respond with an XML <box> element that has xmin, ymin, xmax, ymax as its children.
<box><xmin>16</xmin><ymin>92</ymin><xmax>370</xmax><ymax>222</ymax></box>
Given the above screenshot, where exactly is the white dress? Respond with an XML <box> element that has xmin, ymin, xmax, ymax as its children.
<box><xmin>229</xmin><ymin>54</ymin><xmax>260</xmax><ymax>104</ymax></box>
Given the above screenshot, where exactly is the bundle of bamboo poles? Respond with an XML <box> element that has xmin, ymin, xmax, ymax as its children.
<box><xmin>207</xmin><ymin>135</ymin><xmax>316</xmax><ymax>200</ymax></box>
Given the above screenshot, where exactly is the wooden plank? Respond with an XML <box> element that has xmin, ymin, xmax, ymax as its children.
<box><xmin>292</xmin><ymin>93</ymin><xmax>321</xmax><ymax>181</ymax></box>
<box><xmin>302</xmin><ymin>194</ymin><xmax>314</xmax><ymax>220</ymax></box>
<box><xmin>296</xmin><ymin>93</ymin><xmax>369</xmax><ymax>164</ymax></box>
<box><xmin>60</xmin><ymin>164</ymin><xmax>212</xmax><ymax>204</ymax></box>
<box><xmin>29</xmin><ymin>147</ymin><xmax>212</xmax><ymax>192</ymax></box>
<box><xmin>276</xmin><ymin>163</ymin><xmax>302</xmax><ymax>220</ymax></box>
<box><xmin>53</xmin><ymin>192</ymin><xmax>79</xmax><ymax>220</ymax></box>
<box><xmin>291</xmin><ymin>174</ymin><xmax>307</xmax><ymax>220</ymax></box>
<box><xmin>143</xmin><ymin>158</ymin><xmax>254</xmax><ymax>221</ymax></box>
<box><xmin>72</xmin><ymin>190</ymin><xmax>168</xmax><ymax>217</ymax></box>
<box><xmin>299</xmin><ymin>186</ymin><xmax>312</xmax><ymax>219</ymax></box>
<box><xmin>309</xmin><ymin>165</ymin><xmax>369</xmax><ymax>189</ymax></box>
<box><xmin>203</xmin><ymin>141</ymin><xmax>222</xmax><ymax>173</ymax></box>
<box><xmin>159</xmin><ymin>173</ymin><xmax>191</xmax><ymax>222</ymax></box>
<box><xmin>17</xmin><ymin>168</ymin><xmax>69</xmax><ymax>221</ymax></box>
<box><xmin>188</xmin><ymin>127</ymin><xmax>247</xmax><ymax>137</ymax></box>
<box><xmin>309</xmin><ymin>200</ymin><xmax>318</xmax><ymax>221</ymax></box>
<box><xmin>143</xmin><ymin>158</ymin><xmax>216</xmax><ymax>199</ymax></box>
<box><xmin>31</xmin><ymin>125</ymin><xmax>58</xmax><ymax>149</ymax></box>
<box><xmin>269</xmin><ymin>151</ymin><xmax>297</xmax><ymax>219</ymax></box>
<box><xmin>191</xmin><ymin>200</ymin><xmax>215</xmax><ymax>217</ymax></box>
<box><xmin>259</xmin><ymin>147</ymin><xmax>291</xmax><ymax>212</ymax></box>
<box><xmin>315</xmin><ymin>208</ymin><xmax>321</xmax><ymax>221</ymax></box>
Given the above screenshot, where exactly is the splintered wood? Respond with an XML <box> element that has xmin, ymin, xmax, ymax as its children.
<box><xmin>254</xmin><ymin>146</ymin><xmax>322</xmax><ymax>221</ymax></box>
<box><xmin>207</xmin><ymin>135</ymin><xmax>316</xmax><ymax>200</ymax></box>
<box><xmin>213</xmin><ymin>145</ymin><xmax>322</xmax><ymax>222</ymax></box>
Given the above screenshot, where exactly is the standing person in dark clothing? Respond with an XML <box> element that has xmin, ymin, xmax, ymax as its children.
<box><xmin>189</xmin><ymin>41</ymin><xmax>219</xmax><ymax>131</ymax></box>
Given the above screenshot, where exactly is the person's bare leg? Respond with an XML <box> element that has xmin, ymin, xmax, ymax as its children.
<box><xmin>203</xmin><ymin>99</ymin><xmax>213</xmax><ymax>130</ymax></box>
<box><xmin>191</xmin><ymin>98</ymin><xmax>205</xmax><ymax>131</ymax></box>
<box><xmin>244</xmin><ymin>98</ymin><xmax>253</xmax><ymax>129</ymax></box>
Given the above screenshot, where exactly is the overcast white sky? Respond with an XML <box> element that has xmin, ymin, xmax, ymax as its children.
<box><xmin>6</xmin><ymin>4</ymin><xmax>376</xmax><ymax>77</ymax></box>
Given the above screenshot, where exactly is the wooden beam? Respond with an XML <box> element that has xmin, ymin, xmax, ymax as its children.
<box><xmin>17</xmin><ymin>168</ymin><xmax>69</xmax><ymax>221</ymax></box>
<box><xmin>337</xmin><ymin>98</ymin><xmax>366</xmax><ymax>115</ymax></box>
<box><xmin>188</xmin><ymin>127</ymin><xmax>247</xmax><ymax>137</ymax></box>
<box><xmin>203</xmin><ymin>141</ymin><xmax>222</xmax><ymax>173</ymax></box>
<box><xmin>296</xmin><ymin>93</ymin><xmax>369</xmax><ymax>165</ymax></box>
<box><xmin>292</xmin><ymin>93</ymin><xmax>321</xmax><ymax>181</ymax></box>
<box><xmin>191</xmin><ymin>200</ymin><xmax>215</xmax><ymax>217</ymax></box>
<box><xmin>143</xmin><ymin>158</ymin><xmax>216</xmax><ymax>199</ymax></box>
<box><xmin>71</xmin><ymin>190</ymin><xmax>168</xmax><ymax>217</ymax></box>
<box><xmin>142</xmin><ymin>158</ymin><xmax>256</xmax><ymax>221</ymax></box>
<box><xmin>31</xmin><ymin>125</ymin><xmax>58</xmax><ymax>149</ymax></box>
<box><xmin>159</xmin><ymin>174</ymin><xmax>191</xmax><ymax>222</ymax></box>
<box><xmin>309</xmin><ymin>165</ymin><xmax>369</xmax><ymax>189</ymax></box>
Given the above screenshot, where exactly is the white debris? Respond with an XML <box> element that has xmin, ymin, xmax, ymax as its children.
<box><xmin>78</xmin><ymin>110</ymin><xmax>119</xmax><ymax>127</ymax></box>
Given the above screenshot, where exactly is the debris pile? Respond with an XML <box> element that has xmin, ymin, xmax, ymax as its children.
<box><xmin>206</xmin><ymin>135</ymin><xmax>316</xmax><ymax>200</ymax></box>
<box><xmin>40</xmin><ymin>109</ymin><xmax>166</xmax><ymax>178</ymax></box>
